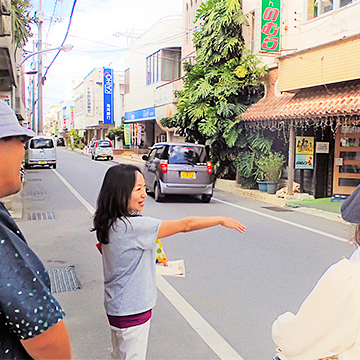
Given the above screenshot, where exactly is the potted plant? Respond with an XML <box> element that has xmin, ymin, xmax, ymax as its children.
<box><xmin>257</xmin><ymin>152</ymin><xmax>285</xmax><ymax>194</ymax></box>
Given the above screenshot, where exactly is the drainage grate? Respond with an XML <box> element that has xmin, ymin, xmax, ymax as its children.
<box><xmin>27</xmin><ymin>190</ymin><xmax>46</xmax><ymax>196</ymax></box>
<box><xmin>28</xmin><ymin>212</ymin><xmax>55</xmax><ymax>220</ymax></box>
<box><xmin>262</xmin><ymin>206</ymin><xmax>293</xmax><ymax>212</ymax></box>
<box><xmin>47</xmin><ymin>266</ymin><xmax>82</xmax><ymax>293</ymax></box>
<box><xmin>26</xmin><ymin>178</ymin><xmax>42</xmax><ymax>181</ymax></box>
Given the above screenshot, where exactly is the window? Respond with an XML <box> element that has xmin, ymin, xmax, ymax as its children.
<box><xmin>124</xmin><ymin>68</ymin><xmax>130</xmax><ymax>94</ymax></box>
<box><xmin>96</xmin><ymin>140</ymin><xmax>112</xmax><ymax>148</ymax></box>
<box><xmin>146</xmin><ymin>48</ymin><xmax>181</xmax><ymax>85</ymax></box>
<box><xmin>30</xmin><ymin>138</ymin><xmax>54</xmax><ymax>149</ymax></box>
<box><xmin>307</xmin><ymin>0</ymin><xmax>353</xmax><ymax>20</ymax></box>
<box><xmin>162</xmin><ymin>48</ymin><xmax>181</xmax><ymax>81</ymax></box>
<box><xmin>168</xmin><ymin>145</ymin><xmax>207</xmax><ymax>165</ymax></box>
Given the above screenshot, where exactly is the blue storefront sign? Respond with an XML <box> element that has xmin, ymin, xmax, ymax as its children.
<box><xmin>124</xmin><ymin>107</ymin><xmax>155</xmax><ymax>123</ymax></box>
<box><xmin>103</xmin><ymin>68</ymin><xmax>114</xmax><ymax>124</ymax></box>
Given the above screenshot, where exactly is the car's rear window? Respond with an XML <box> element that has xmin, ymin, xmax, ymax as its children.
<box><xmin>97</xmin><ymin>140</ymin><xmax>112</xmax><ymax>147</ymax></box>
<box><xmin>168</xmin><ymin>145</ymin><xmax>207</xmax><ymax>165</ymax></box>
<box><xmin>30</xmin><ymin>138</ymin><xmax>54</xmax><ymax>149</ymax></box>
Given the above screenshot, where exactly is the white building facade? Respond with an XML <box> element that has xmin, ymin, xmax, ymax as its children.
<box><xmin>124</xmin><ymin>16</ymin><xmax>182</xmax><ymax>149</ymax></box>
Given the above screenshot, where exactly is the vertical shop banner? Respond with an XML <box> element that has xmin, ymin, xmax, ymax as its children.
<box><xmin>70</xmin><ymin>106</ymin><xmax>75</xmax><ymax>129</ymax></box>
<box><xmin>130</xmin><ymin>124</ymin><xmax>133</xmax><ymax>145</ymax></box>
<box><xmin>295</xmin><ymin>136</ymin><xmax>315</xmax><ymax>169</ymax></box>
<box><xmin>124</xmin><ymin>124</ymin><xmax>131</xmax><ymax>145</ymax></box>
<box><xmin>103</xmin><ymin>68</ymin><xmax>114</xmax><ymax>124</ymax></box>
<box><xmin>137</xmin><ymin>124</ymin><xmax>142</xmax><ymax>146</ymax></box>
<box><xmin>261</xmin><ymin>0</ymin><xmax>281</xmax><ymax>52</ymax></box>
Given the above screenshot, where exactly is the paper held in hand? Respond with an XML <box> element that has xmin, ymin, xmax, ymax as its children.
<box><xmin>156</xmin><ymin>260</ymin><xmax>185</xmax><ymax>277</ymax></box>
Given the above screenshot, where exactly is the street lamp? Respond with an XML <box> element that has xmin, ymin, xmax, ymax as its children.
<box><xmin>19</xmin><ymin>44</ymin><xmax>74</xmax><ymax>134</ymax></box>
<box><xmin>19</xmin><ymin>44</ymin><xmax>74</xmax><ymax>66</ymax></box>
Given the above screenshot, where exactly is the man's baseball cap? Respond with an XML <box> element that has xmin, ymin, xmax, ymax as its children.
<box><xmin>0</xmin><ymin>100</ymin><xmax>36</xmax><ymax>140</ymax></box>
<box><xmin>341</xmin><ymin>185</ymin><xmax>360</xmax><ymax>224</ymax></box>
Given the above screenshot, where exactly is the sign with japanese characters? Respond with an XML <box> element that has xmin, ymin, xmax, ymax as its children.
<box><xmin>70</xmin><ymin>106</ymin><xmax>74</xmax><ymax>129</ymax></box>
<box><xmin>86</xmin><ymin>86</ymin><xmax>94</xmax><ymax>117</ymax></box>
<box><xmin>103</xmin><ymin>68</ymin><xmax>114</xmax><ymax>124</ymax></box>
<box><xmin>261</xmin><ymin>0</ymin><xmax>281</xmax><ymax>52</ymax></box>
<box><xmin>124</xmin><ymin>124</ymin><xmax>131</xmax><ymax>146</ymax></box>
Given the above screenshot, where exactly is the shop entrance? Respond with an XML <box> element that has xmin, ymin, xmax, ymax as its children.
<box><xmin>333</xmin><ymin>125</ymin><xmax>360</xmax><ymax>195</ymax></box>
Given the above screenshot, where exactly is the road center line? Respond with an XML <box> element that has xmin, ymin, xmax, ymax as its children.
<box><xmin>53</xmin><ymin>169</ymin><xmax>244</xmax><ymax>360</ymax></box>
<box><xmin>213</xmin><ymin>197</ymin><xmax>348</xmax><ymax>243</ymax></box>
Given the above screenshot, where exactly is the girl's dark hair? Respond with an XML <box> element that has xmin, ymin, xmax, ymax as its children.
<box><xmin>92</xmin><ymin>164</ymin><xmax>142</xmax><ymax>244</ymax></box>
<box><xmin>353</xmin><ymin>224</ymin><xmax>360</xmax><ymax>247</ymax></box>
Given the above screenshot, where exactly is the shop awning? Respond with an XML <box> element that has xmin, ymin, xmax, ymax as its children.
<box><xmin>242</xmin><ymin>79</ymin><xmax>360</xmax><ymax>122</ymax></box>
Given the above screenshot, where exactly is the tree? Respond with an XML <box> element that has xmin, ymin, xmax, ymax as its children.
<box><xmin>161</xmin><ymin>0</ymin><xmax>268</xmax><ymax>183</ymax></box>
<box><xmin>106</xmin><ymin>125</ymin><xmax>124</xmax><ymax>142</ymax></box>
<box><xmin>11</xmin><ymin>0</ymin><xmax>33</xmax><ymax>50</ymax></box>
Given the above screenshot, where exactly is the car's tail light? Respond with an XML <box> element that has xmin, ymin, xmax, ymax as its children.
<box><xmin>207</xmin><ymin>161</ymin><xmax>212</xmax><ymax>174</ymax></box>
<box><xmin>160</xmin><ymin>160</ymin><xmax>168</xmax><ymax>173</ymax></box>
<box><xmin>95</xmin><ymin>142</ymin><xmax>98</xmax><ymax>147</ymax></box>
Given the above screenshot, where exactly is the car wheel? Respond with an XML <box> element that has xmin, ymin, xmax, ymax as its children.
<box><xmin>24</xmin><ymin>163</ymin><xmax>30</xmax><ymax>169</ymax></box>
<box><xmin>91</xmin><ymin>154</ymin><xmax>94</xmax><ymax>160</ymax></box>
<box><xmin>110</xmin><ymin>156</ymin><xmax>113</xmax><ymax>160</ymax></box>
<box><xmin>154</xmin><ymin>183</ymin><xmax>164</xmax><ymax>202</ymax></box>
<box><xmin>201</xmin><ymin>194</ymin><xmax>212</xmax><ymax>203</ymax></box>
<box><xmin>53</xmin><ymin>164</ymin><xmax>57</xmax><ymax>169</ymax></box>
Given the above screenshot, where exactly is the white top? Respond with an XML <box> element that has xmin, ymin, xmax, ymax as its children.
<box><xmin>272</xmin><ymin>254</ymin><xmax>360</xmax><ymax>360</ymax></box>
<box><xmin>102</xmin><ymin>216</ymin><xmax>162</xmax><ymax>316</ymax></box>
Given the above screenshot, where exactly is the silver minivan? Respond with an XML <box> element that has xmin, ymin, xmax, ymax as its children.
<box><xmin>25</xmin><ymin>136</ymin><xmax>57</xmax><ymax>169</ymax></box>
<box><xmin>142</xmin><ymin>142</ymin><xmax>213</xmax><ymax>202</ymax></box>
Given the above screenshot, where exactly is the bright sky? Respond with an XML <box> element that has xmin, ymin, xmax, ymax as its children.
<box><xmin>26</xmin><ymin>0</ymin><xmax>183</xmax><ymax>112</ymax></box>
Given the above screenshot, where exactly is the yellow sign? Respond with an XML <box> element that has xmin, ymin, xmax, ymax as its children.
<box><xmin>296</xmin><ymin>136</ymin><xmax>314</xmax><ymax>155</ymax></box>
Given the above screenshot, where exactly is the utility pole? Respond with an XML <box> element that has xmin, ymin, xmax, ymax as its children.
<box><xmin>31</xmin><ymin>41</ymin><xmax>36</xmax><ymax>132</ymax></box>
<box><xmin>37</xmin><ymin>0</ymin><xmax>43</xmax><ymax>134</ymax></box>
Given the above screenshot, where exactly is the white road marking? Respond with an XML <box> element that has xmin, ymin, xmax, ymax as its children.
<box><xmin>53</xmin><ymin>169</ymin><xmax>95</xmax><ymax>215</ymax></box>
<box><xmin>213</xmin><ymin>197</ymin><xmax>348</xmax><ymax>243</ymax></box>
<box><xmin>53</xmin><ymin>169</ymin><xmax>244</xmax><ymax>360</ymax></box>
<box><xmin>157</xmin><ymin>276</ymin><xmax>244</xmax><ymax>360</ymax></box>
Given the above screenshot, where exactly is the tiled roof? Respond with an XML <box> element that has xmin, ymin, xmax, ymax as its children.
<box><xmin>242</xmin><ymin>80</ymin><xmax>360</xmax><ymax>122</ymax></box>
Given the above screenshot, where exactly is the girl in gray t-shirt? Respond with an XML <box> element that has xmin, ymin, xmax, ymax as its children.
<box><xmin>92</xmin><ymin>164</ymin><xmax>246</xmax><ymax>360</ymax></box>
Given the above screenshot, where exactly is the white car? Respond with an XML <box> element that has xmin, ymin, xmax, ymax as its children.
<box><xmin>90</xmin><ymin>140</ymin><xmax>114</xmax><ymax>160</ymax></box>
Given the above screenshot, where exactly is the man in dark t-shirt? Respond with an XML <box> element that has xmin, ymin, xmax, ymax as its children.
<box><xmin>0</xmin><ymin>100</ymin><xmax>72</xmax><ymax>359</ymax></box>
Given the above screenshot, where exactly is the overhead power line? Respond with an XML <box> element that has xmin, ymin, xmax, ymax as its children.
<box><xmin>43</xmin><ymin>0</ymin><xmax>77</xmax><ymax>83</ymax></box>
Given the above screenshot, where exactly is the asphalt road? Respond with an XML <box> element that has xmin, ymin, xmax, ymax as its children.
<box><xmin>17</xmin><ymin>148</ymin><xmax>354</xmax><ymax>360</ymax></box>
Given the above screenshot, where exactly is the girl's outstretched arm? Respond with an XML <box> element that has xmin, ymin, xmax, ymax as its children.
<box><xmin>157</xmin><ymin>216</ymin><xmax>246</xmax><ymax>239</ymax></box>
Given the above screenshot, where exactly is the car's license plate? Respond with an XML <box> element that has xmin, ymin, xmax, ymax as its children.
<box><xmin>102</xmin><ymin>154</ymin><xmax>107</xmax><ymax>157</ymax></box>
<box><xmin>181</xmin><ymin>171</ymin><xmax>195</xmax><ymax>179</ymax></box>
<box><xmin>39</xmin><ymin>161</ymin><xmax>46</xmax><ymax>164</ymax></box>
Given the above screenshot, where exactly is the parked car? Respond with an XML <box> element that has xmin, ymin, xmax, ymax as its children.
<box><xmin>142</xmin><ymin>142</ymin><xmax>213</xmax><ymax>202</ymax></box>
<box><xmin>24</xmin><ymin>136</ymin><xmax>57</xmax><ymax>169</ymax></box>
<box><xmin>56</xmin><ymin>137</ymin><xmax>66</xmax><ymax>147</ymax></box>
<box><xmin>90</xmin><ymin>140</ymin><xmax>114</xmax><ymax>160</ymax></box>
